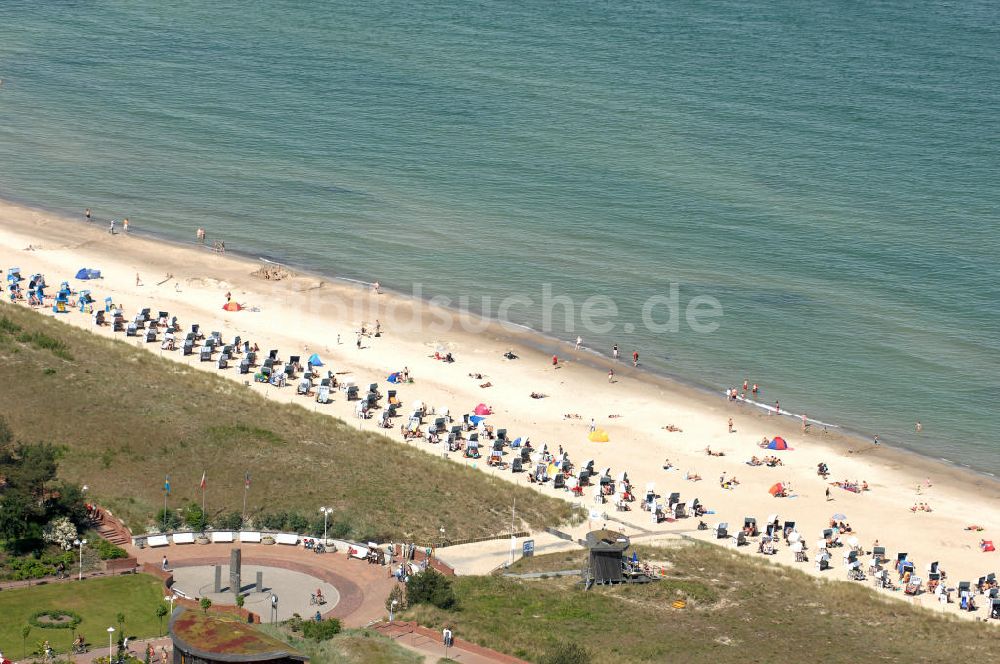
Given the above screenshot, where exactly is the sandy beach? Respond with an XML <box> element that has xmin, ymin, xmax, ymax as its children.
<box><xmin>2</xmin><ymin>199</ymin><xmax>998</xmax><ymax>619</ymax></box>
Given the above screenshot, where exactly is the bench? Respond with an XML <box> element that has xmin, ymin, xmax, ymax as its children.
<box><xmin>172</xmin><ymin>532</ymin><xmax>196</xmax><ymax>545</ymax></box>
<box><xmin>275</xmin><ymin>533</ymin><xmax>299</xmax><ymax>546</ymax></box>
<box><xmin>211</xmin><ymin>531</ymin><xmax>235</xmax><ymax>543</ymax></box>
<box><xmin>239</xmin><ymin>531</ymin><xmax>262</xmax><ymax>543</ymax></box>
<box><xmin>146</xmin><ymin>535</ymin><xmax>170</xmax><ymax>548</ymax></box>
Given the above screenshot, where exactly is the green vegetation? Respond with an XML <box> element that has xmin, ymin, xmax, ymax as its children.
<box><xmin>0</xmin><ymin>315</ymin><xmax>73</xmax><ymax>360</ymax></box>
<box><xmin>406</xmin><ymin>568</ymin><xmax>456</xmax><ymax>609</ymax></box>
<box><xmin>0</xmin><ymin>303</ymin><xmax>573</xmax><ymax>542</ymax></box>
<box><xmin>27</xmin><ymin>608</ymin><xmax>82</xmax><ymax>630</ymax></box>
<box><xmin>93</xmin><ymin>538</ymin><xmax>128</xmax><ymax>560</ymax></box>
<box><xmin>405</xmin><ymin>541</ymin><xmax>1000</xmax><ymax>663</ymax></box>
<box><xmin>301</xmin><ymin>618</ymin><xmax>342</xmax><ymax>640</ymax></box>
<box><xmin>0</xmin><ymin>575</ymin><xmax>164</xmax><ymax>654</ymax></box>
<box><xmin>259</xmin><ymin>626</ymin><xmax>424</xmax><ymax>664</ymax></box>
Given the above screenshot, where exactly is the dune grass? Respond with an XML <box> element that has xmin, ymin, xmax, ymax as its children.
<box><xmin>257</xmin><ymin>627</ymin><xmax>425</xmax><ymax>664</ymax></box>
<box><xmin>0</xmin><ymin>575</ymin><xmax>164</xmax><ymax>657</ymax></box>
<box><xmin>0</xmin><ymin>304</ymin><xmax>574</xmax><ymax>542</ymax></box>
<box><xmin>406</xmin><ymin>540</ymin><xmax>998</xmax><ymax>663</ymax></box>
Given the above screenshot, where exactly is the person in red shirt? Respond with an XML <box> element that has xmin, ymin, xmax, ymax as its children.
<box><xmin>632</xmin><ymin>351</ymin><xmax>639</xmax><ymax>367</ymax></box>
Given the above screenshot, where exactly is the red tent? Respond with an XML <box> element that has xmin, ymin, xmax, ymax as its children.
<box><xmin>222</xmin><ymin>302</ymin><xmax>243</xmax><ymax>312</ymax></box>
<box><xmin>983</xmin><ymin>540</ymin><xmax>995</xmax><ymax>552</ymax></box>
<box><xmin>474</xmin><ymin>403</ymin><xmax>493</xmax><ymax>415</ymax></box>
<box><xmin>768</xmin><ymin>482</ymin><xmax>785</xmax><ymax>497</ymax></box>
<box><xmin>767</xmin><ymin>437</ymin><xmax>790</xmax><ymax>451</ymax></box>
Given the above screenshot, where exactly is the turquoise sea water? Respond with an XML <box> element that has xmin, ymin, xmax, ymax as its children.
<box><xmin>1</xmin><ymin>1</ymin><xmax>998</xmax><ymax>472</ymax></box>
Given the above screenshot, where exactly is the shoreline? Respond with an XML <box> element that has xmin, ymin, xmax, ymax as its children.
<box><xmin>3</xmin><ymin>193</ymin><xmax>990</xmax><ymax>481</ymax></box>
<box><xmin>2</xmin><ymin>197</ymin><xmax>999</xmax><ymax>622</ymax></box>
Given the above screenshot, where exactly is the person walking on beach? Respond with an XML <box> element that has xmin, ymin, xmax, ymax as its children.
<box><xmin>136</xmin><ymin>273</ymin><xmax>142</xmax><ymax>287</ymax></box>
<box><xmin>108</xmin><ymin>219</ymin><xmax>116</xmax><ymax>235</ymax></box>
<box><xmin>727</xmin><ymin>417</ymin><xmax>734</xmax><ymax>433</ymax></box>
<box><xmin>589</xmin><ymin>417</ymin><xmax>596</xmax><ymax>432</ymax></box>
<box><xmin>825</xmin><ymin>487</ymin><xmax>831</xmax><ymax>501</ymax></box>
<box><xmin>612</xmin><ymin>344</ymin><xmax>619</xmax><ymax>360</ymax></box>
<box><xmin>356</xmin><ymin>335</ymin><xmax>362</xmax><ymax>350</ymax></box>
<box><xmin>123</xmin><ymin>218</ymin><xmax>130</xmax><ymax>233</ymax></box>
<box><xmin>552</xmin><ymin>355</ymin><xmax>558</xmax><ymax>367</ymax></box>
<box><xmin>632</xmin><ymin>351</ymin><xmax>639</xmax><ymax>367</ymax></box>
<box><xmin>84</xmin><ymin>208</ymin><xmax>91</xmax><ymax>222</ymax></box>
<box><xmin>802</xmin><ymin>413</ymin><xmax>808</xmax><ymax>432</ymax></box>
<box><xmin>576</xmin><ymin>336</ymin><xmax>582</xmax><ymax>350</ymax></box>
<box><xmin>873</xmin><ymin>434</ymin><xmax>880</xmax><ymax>446</ymax></box>
<box><xmin>608</xmin><ymin>368</ymin><xmax>614</xmax><ymax>383</ymax></box>
<box><xmin>774</xmin><ymin>400</ymin><xmax>780</xmax><ymax>415</ymax></box>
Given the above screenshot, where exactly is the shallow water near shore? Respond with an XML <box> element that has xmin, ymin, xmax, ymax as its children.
<box><xmin>0</xmin><ymin>1</ymin><xmax>998</xmax><ymax>473</ymax></box>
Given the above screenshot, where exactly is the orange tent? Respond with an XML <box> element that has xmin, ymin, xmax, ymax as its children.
<box><xmin>222</xmin><ymin>302</ymin><xmax>242</xmax><ymax>312</ymax></box>
<box><xmin>768</xmin><ymin>482</ymin><xmax>785</xmax><ymax>497</ymax></box>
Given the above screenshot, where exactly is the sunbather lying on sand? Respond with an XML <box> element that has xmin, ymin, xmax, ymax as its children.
<box><xmin>705</xmin><ymin>446</ymin><xmax>725</xmax><ymax>457</ymax></box>
<box><xmin>530</xmin><ymin>392</ymin><xmax>546</xmax><ymax>399</ymax></box>
<box><xmin>965</xmin><ymin>525</ymin><xmax>985</xmax><ymax>531</ymax></box>
<box><xmin>685</xmin><ymin>471</ymin><xmax>701</xmax><ymax>481</ymax></box>
<box><xmin>480</xmin><ymin>382</ymin><xmax>493</xmax><ymax>388</ymax></box>
<box><xmin>468</xmin><ymin>372</ymin><xmax>484</xmax><ymax>379</ymax></box>
<box><xmin>563</xmin><ymin>413</ymin><xmax>581</xmax><ymax>419</ymax></box>
<box><xmin>662</xmin><ymin>458</ymin><xmax>673</xmax><ymax>470</ymax></box>
<box><xmin>662</xmin><ymin>424</ymin><xmax>682</xmax><ymax>432</ymax></box>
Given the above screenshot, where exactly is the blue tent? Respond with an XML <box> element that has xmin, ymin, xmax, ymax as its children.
<box><xmin>470</xmin><ymin>415</ymin><xmax>487</xmax><ymax>425</ymax></box>
<box><xmin>307</xmin><ymin>353</ymin><xmax>324</xmax><ymax>367</ymax></box>
<box><xmin>386</xmin><ymin>372</ymin><xmax>401</xmax><ymax>383</ymax></box>
<box><xmin>75</xmin><ymin>268</ymin><xmax>101</xmax><ymax>280</ymax></box>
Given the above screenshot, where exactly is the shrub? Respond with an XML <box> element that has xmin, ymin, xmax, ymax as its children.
<box><xmin>540</xmin><ymin>642</ymin><xmax>592</xmax><ymax>664</ymax></box>
<box><xmin>183</xmin><ymin>503</ymin><xmax>206</xmax><ymax>532</ymax></box>
<box><xmin>42</xmin><ymin>517</ymin><xmax>78</xmax><ymax>551</ymax></box>
<box><xmin>199</xmin><ymin>597</ymin><xmax>212</xmax><ymax>614</ymax></box>
<box><xmin>406</xmin><ymin>568</ymin><xmax>456</xmax><ymax>609</ymax></box>
<box><xmin>154</xmin><ymin>508</ymin><xmax>183</xmax><ymax>531</ymax></box>
<box><xmin>301</xmin><ymin>618</ymin><xmax>341</xmax><ymax>640</ymax></box>
<box><xmin>94</xmin><ymin>538</ymin><xmax>128</xmax><ymax>560</ymax></box>
<box><xmin>28</xmin><ymin>609</ymin><xmax>83</xmax><ymax>629</ymax></box>
<box><xmin>214</xmin><ymin>512</ymin><xmax>243</xmax><ymax>531</ymax></box>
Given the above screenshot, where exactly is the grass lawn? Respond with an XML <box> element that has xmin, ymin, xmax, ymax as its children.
<box><xmin>0</xmin><ymin>575</ymin><xmax>165</xmax><ymax>657</ymax></box>
<box><xmin>0</xmin><ymin>304</ymin><xmax>574</xmax><ymax>542</ymax></box>
<box><xmin>406</xmin><ymin>541</ymin><xmax>999</xmax><ymax>663</ymax></box>
<box><xmin>257</xmin><ymin>627</ymin><xmax>425</xmax><ymax>664</ymax></box>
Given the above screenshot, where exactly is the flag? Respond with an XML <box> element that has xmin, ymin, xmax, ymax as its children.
<box><xmin>164</xmin><ymin>475</ymin><xmax>171</xmax><ymax>495</ymax></box>
<box><xmin>199</xmin><ymin>471</ymin><xmax>206</xmax><ymax>490</ymax></box>
<box><xmin>244</xmin><ymin>471</ymin><xmax>251</xmax><ymax>490</ymax></box>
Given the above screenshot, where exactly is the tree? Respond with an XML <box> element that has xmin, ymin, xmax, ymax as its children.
<box><xmin>116</xmin><ymin>611</ymin><xmax>126</xmax><ymax>637</ymax></box>
<box><xmin>199</xmin><ymin>597</ymin><xmax>212</xmax><ymax>614</ymax></box>
<box><xmin>406</xmin><ymin>568</ymin><xmax>456</xmax><ymax>609</ymax></box>
<box><xmin>21</xmin><ymin>625</ymin><xmax>30</xmax><ymax>660</ymax></box>
<box><xmin>235</xmin><ymin>594</ymin><xmax>245</xmax><ymax>609</ymax></box>
<box><xmin>155</xmin><ymin>508</ymin><xmax>182</xmax><ymax>531</ymax></box>
<box><xmin>155</xmin><ymin>604</ymin><xmax>168</xmax><ymax>636</ymax></box>
<box><xmin>42</xmin><ymin>516</ymin><xmax>78</xmax><ymax>550</ymax></box>
<box><xmin>385</xmin><ymin>584</ymin><xmax>407</xmax><ymax>613</ymax></box>
<box><xmin>301</xmin><ymin>618</ymin><xmax>341</xmax><ymax>640</ymax></box>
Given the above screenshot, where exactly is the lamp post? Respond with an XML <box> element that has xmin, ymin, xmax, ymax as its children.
<box><xmin>389</xmin><ymin>599</ymin><xmax>398</xmax><ymax>623</ymax></box>
<box><xmin>318</xmin><ymin>507</ymin><xmax>332</xmax><ymax>543</ymax></box>
<box><xmin>165</xmin><ymin>594</ymin><xmax>177</xmax><ymax>615</ymax></box>
<box><xmin>73</xmin><ymin>538</ymin><xmax>88</xmax><ymax>580</ymax></box>
<box><xmin>107</xmin><ymin>626</ymin><xmax>115</xmax><ymax>658</ymax></box>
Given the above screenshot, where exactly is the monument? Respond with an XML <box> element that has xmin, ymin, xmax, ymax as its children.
<box><xmin>230</xmin><ymin>548</ymin><xmax>242</xmax><ymax>595</ymax></box>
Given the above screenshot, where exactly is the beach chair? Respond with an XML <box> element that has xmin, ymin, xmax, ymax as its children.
<box><xmin>210</xmin><ymin>331</ymin><xmax>222</xmax><ymax>345</ymax></box>
<box><xmin>138</xmin><ymin>307</ymin><xmax>150</xmax><ymax>322</ymax></box>
<box><xmin>388</xmin><ymin>389</ymin><xmax>399</xmax><ymax>405</ymax></box>
<box><xmin>246</xmin><ymin>351</ymin><xmax>257</xmax><ymax>366</ymax></box>
<box><xmin>674</xmin><ymin>502</ymin><xmax>687</xmax><ymax>518</ymax></box>
<box><xmin>387</xmin><ymin>404</ymin><xmax>398</xmax><ymax>418</ymax></box>
<box><xmin>744</xmin><ymin>517</ymin><xmax>758</xmax><ymax>537</ymax></box>
<box><xmin>492</xmin><ymin>440</ymin><xmax>504</xmax><ymax>452</ymax></box>
<box><xmin>113</xmin><ymin>318</ymin><xmax>125</xmax><ymax>332</ymax></box>
<box><xmin>238</xmin><ymin>359</ymin><xmax>250</xmax><ymax>374</ymax></box>
<box><xmin>126</xmin><ymin>323</ymin><xmax>138</xmax><ymax>337</ymax></box>
<box><xmin>297</xmin><ymin>379</ymin><xmax>312</xmax><ymax>395</ymax></box>
<box><xmin>553</xmin><ymin>473</ymin><xmax>566</xmax><ymax>489</ymax></box>
<box><xmin>284</xmin><ymin>363</ymin><xmax>295</xmax><ymax>378</ymax></box>
<box><xmin>182</xmin><ymin>340</ymin><xmax>194</xmax><ymax>356</ymax></box>
<box><xmin>668</xmin><ymin>491</ymin><xmax>680</xmax><ymax>507</ymax></box>
<box><xmin>217</xmin><ymin>356</ymin><xmax>228</xmax><ymax>370</ymax></box>
<box><xmin>434</xmin><ymin>417</ymin><xmax>446</xmax><ymax>432</ymax></box>
<box><xmin>991</xmin><ymin>598</ymin><xmax>1000</xmax><ymax>620</ymax></box>
<box><xmin>347</xmin><ymin>386</ymin><xmax>359</xmax><ymax>401</ymax></box>
<box><xmin>715</xmin><ymin>523</ymin><xmax>729</xmax><ymax>539</ymax></box>
<box><xmin>497</xmin><ymin>428</ymin><xmax>507</xmax><ymax>442</ymax></box>
<box><xmin>316</xmin><ymin>384</ymin><xmax>331</xmax><ymax>404</ymax></box>
<box><xmin>511</xmin><ymin>458</ymin><xmax>523</xmax><ymax>473</ymax></box>
<box><xmin>269</xmin><ymin>349</ymin><xmax>279</xmax><ymax>362</ymax></box>
<box><xmin>520</xmin><ymin>448</ymin><xmax>531</xmax><ymax>462</ymax></box>
<box><xmin>200</xmin><ymin>347</ymin><xmax>212</xmax><ymax>362</ymax></box>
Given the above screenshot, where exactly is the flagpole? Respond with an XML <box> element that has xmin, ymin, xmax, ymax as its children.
<box><xmin>242</xmin><ymin>472</ymin><xmax>250</xmax><ymax>523</ymax></box>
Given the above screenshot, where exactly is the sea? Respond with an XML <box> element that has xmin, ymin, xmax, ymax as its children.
<box><xmin>0</xmin><ymin>1</ymin><xmax>997</xmax><ymax>474</ymax></box>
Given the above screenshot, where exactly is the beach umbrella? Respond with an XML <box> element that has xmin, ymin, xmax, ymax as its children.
<box><xmin>768</xmin><ymin>482</ymin><xmax>784</xmax><ymax>497</ymax></box>
<box><xmin>831</xmin><ymin>513</ymin><xmax>847</xmax><ymax>521</ymax></box>
<box><xmin>474</xmin><ymin>403</ymin><xmax>492</xmax><ymax>415</ymax></box>
<box><xmin>790</xmin><ymin>542</ymin><xmax>803</xmax><ymax>553</ymax></box>
<box><xmin>848</xmin><ymin>536</ymin><xmax>859</xmax><ymax>548</ymax></box>
<box><xmin>588</xmin><ymin>429</ymin><xmax>610</xmax><ymax>443</ymax></box>
<box><xmin>788</xmin><ymin>531</ymin><xmax>801</xmax><ymax>543</ymax></box>
<box><xmin>222</xmin><ymin>301</ymin><xmax>243</xmax><ymax>311</ymax></box>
